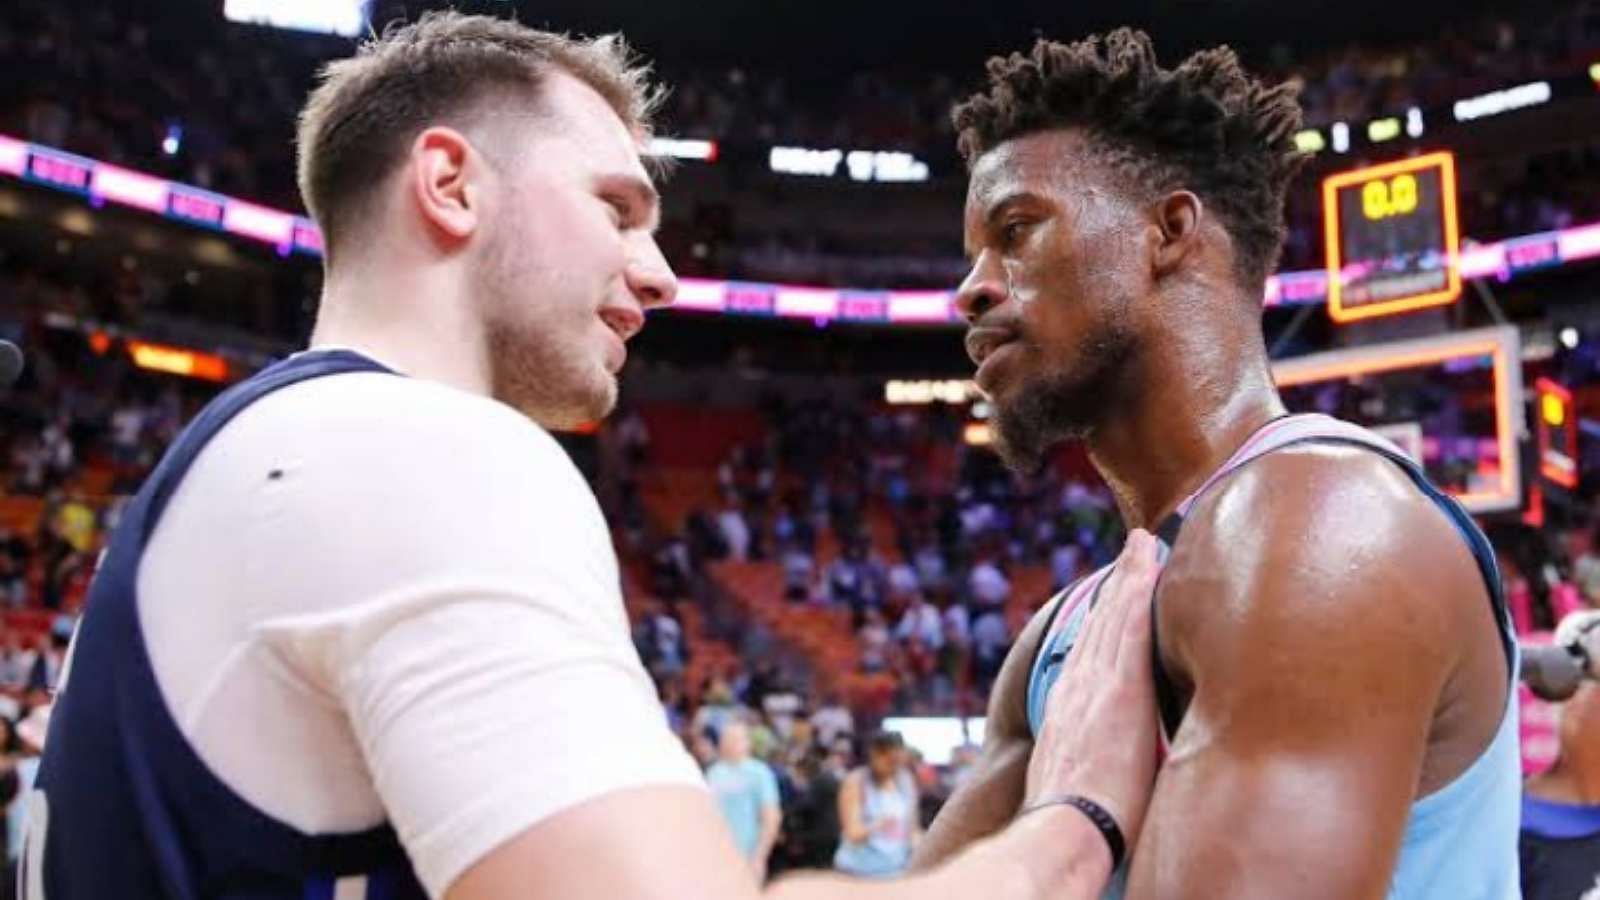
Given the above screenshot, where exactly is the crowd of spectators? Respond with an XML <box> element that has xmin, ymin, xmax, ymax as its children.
<box><xmin>662</xmin><ymin>2</ymin><xmax>1600</xmax><ymax>149</ymax></box>
<box><xmin>655</xmin><ymin>666</ymin><xmax>969</xmax><ymax>878</ymax></box>
<box><xmin>2</xmin><ymin>3</ymin><xmax>1600</xmax><ymax>879</ymax></box>
<box><xmin>5</xmin><ymin>297</ymin><xmax>1600</xmax><ymax>880</ymax></box>
<box><xmin>8</xmin><ymin>0</ymin><xmax>1596</xmax><ymax>203</ymax></box>
<box><xmin>5</xmin><ymin>1</ymin><xmax>1600</xmax><ymax>292</ymax></box>
<box><xmin>642</xmin><ymin>395</ymin><xmax>1126</xmax><ymax>714</ymax></box>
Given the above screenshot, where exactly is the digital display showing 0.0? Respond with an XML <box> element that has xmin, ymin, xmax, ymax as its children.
<box><xmin>1323</xmin><ymin>152</ymin><xmax>1461</xmax><ymax>324</ymax></box>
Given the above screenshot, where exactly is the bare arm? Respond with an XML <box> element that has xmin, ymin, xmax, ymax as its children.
<box><xmin>838</xmin><ymin>772</ymin><xmax>870</xmax><ymax>843</ymax></box>
<box><xmin>909</xmin><ymin>586</ymin><xmax>1057</xmax><ymax>869</ymax></box>
<box><xmin>446</xmin><ymin>534</ymin><xmax>1165</xmax><ymax>900</ymax></box>
<box><xmin>446</xmin><ymin>784</ymin><xmax>1114</xmax><ymax>900</ymax></box>
<box><xmin>909</xmin><ymin>781</ymin><xmax>924</xmax><ymax>849</ymax></box>
<box><xmin>755</xmin><ymin>800</ymin><xmax>781</xmax><ymax>872</ymax></box>
<box><xmin>1125</xmin><ymin>448</ymin><xmax>1502</xmax><ymax>899</ymax></box>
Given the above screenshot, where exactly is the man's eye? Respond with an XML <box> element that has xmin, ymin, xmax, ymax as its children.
<box><xmin>1001</xmin><ymin>220</ymin><xmax>1029</xmax><ymax>247</ymax></box>
<box><xmin>604</xmin><ymin>197</ymin><xmax>629</xmax><ymax>227</ymax></box>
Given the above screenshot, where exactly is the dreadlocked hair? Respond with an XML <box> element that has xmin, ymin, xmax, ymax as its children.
<box><xmin>952</xmin><ymin>28</ymin><xmax>1306</xmax><ymax>288</ymax></box>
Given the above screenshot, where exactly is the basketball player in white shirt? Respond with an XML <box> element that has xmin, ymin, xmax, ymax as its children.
<box><xmin>35</xmin><ymin>12</ymin><xmax>1165</xmax><ymax>900</ymax></box>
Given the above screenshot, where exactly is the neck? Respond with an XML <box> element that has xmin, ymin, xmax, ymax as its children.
<box><xmin>1086</xmin><ymin>324</ymin><xmax>1285</xmax><ymax>529</ymax></box>
<box><xmin>1531</xmin><ymin>752</ymin><xmax>1600</xmax><ymax>805</ymax></box>
<box><xmin>309</xmin><ymin>250</ymin><xmax>491</xmax><ymax>397</ymax></box>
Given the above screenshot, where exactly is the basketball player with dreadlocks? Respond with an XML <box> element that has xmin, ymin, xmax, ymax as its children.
<box><xmin>911</xmin><ymin>30</ymin><xmax>1520</xmax><ymax>898</ymax></box>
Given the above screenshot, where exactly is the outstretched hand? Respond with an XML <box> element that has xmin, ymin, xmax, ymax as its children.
<box><xmin>1024</xmin><ymin>529</ymin><xmax>1163</xmax><ymax>849</ymax></box>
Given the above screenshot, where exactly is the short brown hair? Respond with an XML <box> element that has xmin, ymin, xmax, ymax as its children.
<box><xmin>953</xmin><ymin>29</ymin><xmax>1305</xmax><ymax>288</ymax></box>
<box><xmin>295</xmin><ymin>11</ymin><xmax>662</xmax><ymax>260</ymax></box>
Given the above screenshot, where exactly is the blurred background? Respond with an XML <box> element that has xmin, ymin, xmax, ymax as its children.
<box><xmin>1</xmin><ymin>0</ymin><xmax>1599</xmax><ymax>881</ymax></box>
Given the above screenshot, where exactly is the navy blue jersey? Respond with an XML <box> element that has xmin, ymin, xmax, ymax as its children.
<box><xmin>1519</xmin><ymin>795</ymin><xmax>1600</xmax><ymax>900</ymax></box>
<box><xmin>28</xmin><ymin>351</ymin><xmax>428</xmax><ymax>900</ymax></box>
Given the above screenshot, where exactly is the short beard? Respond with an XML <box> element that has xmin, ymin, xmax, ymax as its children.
<box><xmin>476</xmin><ymin>219</ymin><xmax>616</xmax><ymax>430</ymax></box>
<box><xmin>991</xmin><ymin>327</ymin><xmax>1139</xmax><ymax>475</ymax></box>
<box><xmin>486</xmin><ymin>323</ymin><xmax>615</xmax><ymax>430</ymax></box>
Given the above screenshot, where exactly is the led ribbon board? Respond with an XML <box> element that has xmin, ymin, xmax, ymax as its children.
<box><xmin>1323</xmin><ymin>152</ymin><xmax>1462</xmax><ymax>323</ymax></box>
<box><xmin>1272</xmin><ymin>326</ymin><xmax>1522</xmax><ymax>513</ymax></box>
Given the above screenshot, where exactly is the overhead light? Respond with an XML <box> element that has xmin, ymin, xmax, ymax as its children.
<box><xmin>1293</xmin><ymin>129</ymin><xmax>1326</xmax><ymax>153</ymax></box>
<box><xmin>1452</xmin><ymin>81</ymin><xmax>1552</xmax><ymax>122</ymax></box>
<box><xmin>1560</xmin><ymin>327</ymin><xmax>1580</xmax><ymax>349</ymax></box>
<box><xmin>648</xmin><ymin>137</ymin><xmax>718</xmax><ymax>162</ymax></box>
<box><xmin>1331</xmin><ymin>122</ymin><xmax>1350</xmax><ymax>154</ymax></box>
<box><xmin>1367</xmin><ymin>117</ymin><xmax>1401</xmax><ymax>143</ymax></box>
<box><xmin>162</xmin><ymin>124</ymin><xmax>183</xmax><ymax>157</ymax></box>
<box><xmin>1405</xmin><ymin>107</ymin><xmax>1425</xmax><ymax>138</ymax></box>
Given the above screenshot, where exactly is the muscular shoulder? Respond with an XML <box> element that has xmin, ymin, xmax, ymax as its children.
<box><xmin>1158</xmin><ymin>443</ymin><xmax>1482</xmax><ymax>681</ymax></box>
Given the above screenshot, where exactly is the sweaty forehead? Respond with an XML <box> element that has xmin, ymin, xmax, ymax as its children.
<box><xmin>965</xmin><ymin>129</ymin><xmax>1099</xmax><ymax>219</ymax></box>
<box><xmin>960</xmin><ymin>128</ymin><xmax>1139</xmax><ymax>229</ymax></box>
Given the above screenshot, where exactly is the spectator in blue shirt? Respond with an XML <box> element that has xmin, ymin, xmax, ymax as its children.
<box><xmin>704</xmin><ymin>721</ymin><xmax>782</xmax><ymax>882</ymax></box>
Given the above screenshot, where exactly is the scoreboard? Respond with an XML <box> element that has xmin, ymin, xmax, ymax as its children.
<box><xmin>1323</xmin><ymin>152</ymin><xmax>1462</xmax><ymax>323</ymax></box>
<box><xmin>1535</xmin><ymin>378</ymin><xmax>1579</xmax><ymax>489</ymax></box>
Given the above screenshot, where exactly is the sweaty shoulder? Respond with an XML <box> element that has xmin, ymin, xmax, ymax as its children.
<box><xmin>1162</xmin><ymin>442</ymin><xmax>1481</xmax><ymax>652</ymax></box>
<box><xmin>1156</xmin><ymin>443</ymin><xmax>1505</xmax><ymax>784</ymax></box>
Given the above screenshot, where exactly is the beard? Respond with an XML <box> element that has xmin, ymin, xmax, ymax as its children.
<box><xmin>476</xmin><ymin>221</ymin><xmax>617</xmax><ymax>430</ymax></box>
<box><xmin>991</xmin><ymin>323</ymin><xmax>1140</xmax><ymax>475</ymax></box>
<box><xmin>485</xmin><ymin>321</ymin><xmax>616</xmax><ymax>430</ymax></box>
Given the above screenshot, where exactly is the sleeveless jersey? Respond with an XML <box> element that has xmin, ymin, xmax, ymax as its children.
<box><xmin>1024</xmin><ymin>413</ymin><xmax>1521</xmax><ymax>899</ymax></box>
<box><xmin>26</xmin><ymin>351</ymin><xmax>428</xmax><ymax>900</ymax></box>
<box><xmin>833</xmin><ymin>769</ymin><xmax>917</xmax><ymax>878</ymax></box>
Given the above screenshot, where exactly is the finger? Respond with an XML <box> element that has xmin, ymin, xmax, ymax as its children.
<box><xmin>1069</xmin><ymin>567</ymin><xmax>1119</xmax><ymax>672</ymax></box>
<box><xmin>1083</xmin><ymin>530</ymin><xmax>1151</xmax><ymax>670</ymax></box>
<box><xmin>1061</xmin><ymin>530</ymin><xmax>1151</xmax><ymax>683</ymax></box>
<box><xmin>1098</xmin><ymin>530</ymin><xmax>1151</xmax><ymax>657</ymax></box>
<box><xmin>1107</xmin><ymin>531</ymin><xmax>1162</xmax><ymax>671</ymax></box>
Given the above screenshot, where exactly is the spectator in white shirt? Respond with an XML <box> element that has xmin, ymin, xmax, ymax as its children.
<box><xmin>1050</xmin><ymin>542</ymin><xmax>1083</xmax><ymax>592</ymax></box>
<box><xmin>109</xmin><ymin>403</ymin><xmax>148</xmax><ymax>464</ymax></box>
<box><xmin>911</xmin><ymin>535</ymin><xmax>947</xmax><ymax>593</ymax></box>
<box><xmin>972</xmin><ymin>609</ymin><xmax>1012</xmax><ymax>690</ymax></box>
<box><xmin>886</xmin><ymin>563</ymin><xmax>920</xmax><ymax>601</ymax></box>
<box><xmin>858</xmin><ymin>610</ymin><xmax>891</xmax><ymax>674</ymax></box>
<box><xmin>895</xmin><ymin>594</ymin><xmax>944</xmax><ymax>650</ymax></box>
<box><xmin>783</xmin><ymin>548</ymin><xmax>816</xmax><ymax>602</ymax></box>
<box><xmin>969</xmin><ymin>556</ymin><xmax>1011</xmax><ymax>610</ymax></box>
<box><xmin>811</xmin><ymin>693</ymin><xmax>855</xmax><ymax>747</ymax></box>
<box><xmin>718</xmin><ymin>500</ymin><xmax>752</xmax><ymax>562</ymax></box>
<box><xmin>942</xmin><ymin>598</ymin><xmax>972</xmax><ymax>648</ymax></box>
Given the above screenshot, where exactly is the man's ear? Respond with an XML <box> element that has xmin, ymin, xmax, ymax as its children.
<box><xmin>409</xmin><ymin>126</ymin><xmax>481</xmax><ymax>244</ymax></box>
<box><xmin>1151</xmin><ymin>190</ymin><xmax>1204</xmax><ymax>277</ymax></box>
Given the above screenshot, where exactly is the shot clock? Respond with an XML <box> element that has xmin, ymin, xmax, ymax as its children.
<box><xmin>1322</xmin><ymin>152</ymin><xmax>1462</xmax><ymax>323</ymax></box>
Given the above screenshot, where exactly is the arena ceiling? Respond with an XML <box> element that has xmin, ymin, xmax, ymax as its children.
<box><xmin>467</xmin><ymin>0</ymin><xmax>1551</xmax><ymax>72</ymax></box>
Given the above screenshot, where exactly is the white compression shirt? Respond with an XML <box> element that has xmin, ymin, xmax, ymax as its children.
<box><xmin>137</xmin><ymin>357</ymin><xmax>703</xmax><ymax>898</ymax></box>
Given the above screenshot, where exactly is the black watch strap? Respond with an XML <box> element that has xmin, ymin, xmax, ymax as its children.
<box><xmin>1019</xmin><ymin>793</ymin><xmax>1126</xmax><ymax>870</ymax></box>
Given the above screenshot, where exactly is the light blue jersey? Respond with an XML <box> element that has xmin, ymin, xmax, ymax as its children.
<box><xmin>834</xmin><ymin>770</ymin><xmax>917</xmax><ymax>877</ymax></box>
<box><xmin>1026</xmin><ymin>414</ymin><xmax>1520</xmax><ymax>899</ymax></box>
<box><xmin>706</xmin><ymin>758</ymin><xmax>780</xmax><ymax>859</ymax></box>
